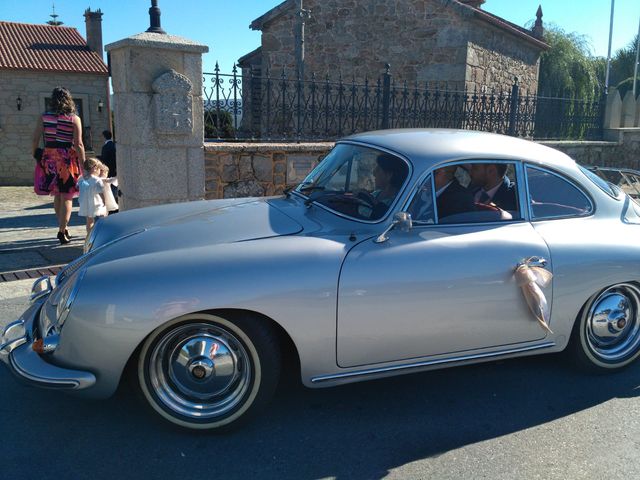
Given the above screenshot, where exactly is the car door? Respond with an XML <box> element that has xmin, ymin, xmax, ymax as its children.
<box><xmin>336</xmin><ymin>161</ymin><xmax>553</xmax><ymax>368</ymax></box>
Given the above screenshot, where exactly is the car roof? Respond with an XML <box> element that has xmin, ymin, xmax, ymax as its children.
<box><xmin>342</xmin><ymin>129</ymin><xmax>576</xmax><ymax>171</ymax></box>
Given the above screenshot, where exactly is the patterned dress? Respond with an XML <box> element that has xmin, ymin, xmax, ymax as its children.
<box><xmin>34</xmin><ymin>112</ymin><xmax>81</xmax><ymax>199</ymax></box>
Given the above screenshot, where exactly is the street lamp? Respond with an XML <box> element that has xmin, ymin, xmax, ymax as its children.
<box><xmin>16</xmin><ymin>96</ymin><xmax>22</xmax><ymax>111</ymax></box>
<box><xmin>97</xmin><ymin>99</ymin><xmax>104</xmax><ymax>113</ymax></box>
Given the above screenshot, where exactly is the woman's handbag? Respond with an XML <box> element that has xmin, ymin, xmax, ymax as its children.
<box><xmin>33</xmin><ymin>147</ymin><xmax>43</xmax><ymax>162</ymax></box>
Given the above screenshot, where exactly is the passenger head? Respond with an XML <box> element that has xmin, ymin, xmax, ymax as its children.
<box><xmin>50</xmin><ymin>87</ymin><xmax>75</xmax><ymax>115</ymax></box>
<box><xmin>374</xmin><ymin>154</ymin><xmax>407</xmax><ymax>191</ymax></box>
<box><xmin>434</xmin><ymin>165</ymin><xmax>457</xmax><ymax>190</ymax></box>
<box><xmin>468</xmin><ymin>163</ymin><xmax>507</xmax><ymax>189</ymax></box>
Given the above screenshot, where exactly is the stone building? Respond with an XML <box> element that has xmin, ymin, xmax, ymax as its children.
<box><xmin>0</xmin><ymin>9</ymin><xmax>110</xmax><ymax>185</ymax></box>
<box><xmin>240</xmin><ymin>0</ymin><xmax>548</xmax><ymax>94</ymax></box>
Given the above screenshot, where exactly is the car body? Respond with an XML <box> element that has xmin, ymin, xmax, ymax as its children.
<box><xmin>3</xmin><ymin>129</ymin><xmax>640</xmax><ymax>431</ymax></box>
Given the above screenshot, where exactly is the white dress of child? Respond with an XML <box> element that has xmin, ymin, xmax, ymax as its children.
<box><xmin>77</xmin><ymin>175</ymin><xmax>107</xmax><ymax>217</ymax></box>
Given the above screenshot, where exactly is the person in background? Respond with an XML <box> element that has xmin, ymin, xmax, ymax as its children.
<box><xmin>31</xmin><ymin>86</ymin><xmax>85</xmax><ymax>244</ymax></box>
<box><xmin>99</xmin><ymin>129</ymin><xmax>118</xmax><ymax>212</ymax></box>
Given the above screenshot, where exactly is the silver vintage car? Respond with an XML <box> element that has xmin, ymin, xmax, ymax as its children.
<box><xmin>3</xmin><ymin>129</ymin><xmax>640</xmax><ymax>431</ymax></box>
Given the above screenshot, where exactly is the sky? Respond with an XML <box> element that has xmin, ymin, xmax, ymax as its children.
<box><xmin>0</xmin><ymin>0</ymin><xmax>639</xmax><ymax>76</ymax></box>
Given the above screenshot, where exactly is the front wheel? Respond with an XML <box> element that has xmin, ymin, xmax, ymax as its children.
<box><xmin>136</xmin><ymin>312</ymin><xmax>281</xmax><ymax>431</ymax></box>
<box><xmin>569</xmin><ymin>283</ymin><xmax>640</xmax><ymax>373</ymax></box>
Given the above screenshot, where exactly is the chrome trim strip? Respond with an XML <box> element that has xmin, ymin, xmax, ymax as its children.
<box><xmin>311</xmin><ymin>342</ymin><xmax>556</xmax><ymax>384</ymax></box>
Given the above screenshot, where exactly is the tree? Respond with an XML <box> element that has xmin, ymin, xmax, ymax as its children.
<box><xmin>611</xmin><ymin>34</ymin><xmax>639</xmax><ymax>97</ymax></box>
<box><xmin>538</xmin><ymin>25</ymin><xmax>603</xmax><ymax>98</ymax></box>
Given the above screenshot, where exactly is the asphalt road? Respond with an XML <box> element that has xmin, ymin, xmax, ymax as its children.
<box><xmin>2</xmin><ymin>281</ymin><xmax>640</xmax><ymax>480</ymax></box>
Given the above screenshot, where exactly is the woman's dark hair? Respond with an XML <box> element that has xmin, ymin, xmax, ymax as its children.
<box><xmin>376</xmin><ymin>154</ymin><xmax>408</xmax><ymax>189</ymax></box>
<box><xmin>50</xmin><ymin>87</ymin><xmax>75</xmax><ymax>115</ymax></box>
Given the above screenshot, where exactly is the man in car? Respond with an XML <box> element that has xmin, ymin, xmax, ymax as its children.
<box><xmin>467</xmin><ymin>163</ymin><xmax>518</xmax><ymax>211</ymax></box>
<box><xmin>434</xmin><ymin>165</ymin><xmax>475</xmax><ymax>219</ymax></box>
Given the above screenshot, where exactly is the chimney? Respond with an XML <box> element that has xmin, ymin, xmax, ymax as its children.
<box><xmin>459</xmin><ymin>0</ymin><xmax>486</xmax><ymax>8</ymax></box>
<box><xmin>84</xmin><ymin>8</ymin><xmax>103</xmax><ymax>59</ymax></box>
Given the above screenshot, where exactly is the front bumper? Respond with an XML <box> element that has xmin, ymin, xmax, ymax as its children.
<box><xmin>0</xmin><ymin>295</ymin><xmax>96</xmax><ymax>390</ymax></box>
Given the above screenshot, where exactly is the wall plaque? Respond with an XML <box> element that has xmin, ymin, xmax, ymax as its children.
<box><xmin>152</xmin><ymin>70</ymin><xmax>193</xmax><ymax>135</ymax></box>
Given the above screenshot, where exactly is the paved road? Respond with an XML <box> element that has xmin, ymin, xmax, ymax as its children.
<box><xmin>2</xmin><ymin>187</ymin><xmax>640</xmax><ymax>479</ymax></box>
<box><xmin>2</xmin><ymin>281</ymin><xmax>640</xmax><ymax>480</ymax></box>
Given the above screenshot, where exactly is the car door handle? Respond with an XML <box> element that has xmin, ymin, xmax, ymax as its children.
<box><xmin>521</xmin><ymin>256</ymin><xmax>547</xmax><ymax>268</ymax></box>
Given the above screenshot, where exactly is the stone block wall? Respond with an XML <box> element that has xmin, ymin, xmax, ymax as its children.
<box><xmin>204</xmin><ymin>130</ymin><xmax>640</xmax><ymax>199</ymax></box>
<box><xmin>0</xmin><ymin>70</ymin><xmax>110</xmax><ymax>185</ymax></box>
<box><xmin>254</xmin><ymin>0</ymin><xmax>541</xmax><ymax>93</ymax></box>
<box><xmin>541</xmin><ymin>129</ymin><xmax>640</xmax><ymax>169</ymax></box>
<box><xmin>204</xmin><ymin>143</ymin><xmax>332</xmax><ymax>199</ymax></box>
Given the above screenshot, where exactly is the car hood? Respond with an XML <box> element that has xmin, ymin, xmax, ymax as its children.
<box><xmin>89</xmin><ymin>198</ymin><xmax>303</xmax><ymax>260</ymax></box>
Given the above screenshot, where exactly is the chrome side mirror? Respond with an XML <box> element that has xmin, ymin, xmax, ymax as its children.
<box><xmin>374</xmin><ymin>212</ymin><xmax>413</xmax><ymax>243</ymax></box>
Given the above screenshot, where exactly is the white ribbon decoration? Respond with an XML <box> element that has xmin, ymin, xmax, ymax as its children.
<box><xmin>514</xmin><ymin>260</ymin><xmax>553</xmax><ymax>334</ymax></box>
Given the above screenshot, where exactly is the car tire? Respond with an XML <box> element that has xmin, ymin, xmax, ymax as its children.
<box><xmin>136</xmin><ymin>312</ymin><xmax>281</xmax><ymax>431</ymax></box>
<box><xmin>569</xmin><ymin>283</ymin><xmax>640</xmax><ymax>373</ymax></box>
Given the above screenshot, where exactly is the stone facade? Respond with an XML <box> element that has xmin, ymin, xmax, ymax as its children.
<box><xmin>204</xmin><ymin>129</ymin><xmax>640</xmax><ymax>199</ymax></box>
<box><xmin>541</xmin><ymin>129</ymin><xmax>640</xmax><ymax>170</ymax></box>
<box><xmin>0</xmin><ymin>70</ymin><xmax>110</xmax><ymax>185</ymax></box>
<box><xmin>246</xmin><ymin>0</ymin><xmax>544</xmax><ymax>93</ymax></box>
<box><xmin>106</xmin><ymin>33</ymin><xmax>208</xmax><ymax>210</ymax></box>
<box><xmin>204</xmin><ymin>143</ymin><xmax>331</xmax><ymax>199</ymax></box>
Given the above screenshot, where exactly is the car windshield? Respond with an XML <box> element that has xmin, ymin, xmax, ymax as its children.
<box><xmin>295</xmin><ymin>144</ymin><xmax>409</xmax><ymax>221</ymax></box>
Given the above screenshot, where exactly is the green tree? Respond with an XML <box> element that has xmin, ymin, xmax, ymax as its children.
<box><xmin>611</xmin><ymin>34</ymin><xmax>639</xmax><ymax>97</ymax></box>
<box><xmin>538</xmin><ymin>25</ymin><xmax>603</xmax><ymax>98</ymax></box>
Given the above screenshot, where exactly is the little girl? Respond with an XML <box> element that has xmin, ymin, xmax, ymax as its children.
<box><xmin>77</xmin><ymin>157</ymin><xmax>107</xmax><ymax>234</ymax></box>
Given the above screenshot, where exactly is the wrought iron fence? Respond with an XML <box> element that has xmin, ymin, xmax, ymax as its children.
<box><xmin>203</xmin><ymin>64</ymin><xmax>604</xmax><ymax>141</ymax></box>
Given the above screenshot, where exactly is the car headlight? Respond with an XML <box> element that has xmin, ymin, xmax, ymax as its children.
<box><xmin>36</xmin><ymin>268</ymin><xmax>85</xmax><ymax>354</ymax></box>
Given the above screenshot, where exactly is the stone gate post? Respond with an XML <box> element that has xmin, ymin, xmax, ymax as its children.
<box><xmin>105</xmin><ymin>33</ymin><xmax>208</xmax><ymax>210</ymax></box>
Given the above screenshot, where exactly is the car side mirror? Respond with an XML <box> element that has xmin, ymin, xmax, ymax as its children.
<box><xmin>374</xmin><ymin>212</ymin><xmax>413</xmax><ymax>244</ymax></box>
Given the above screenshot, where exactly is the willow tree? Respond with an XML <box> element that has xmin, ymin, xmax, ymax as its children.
<box><xmin>538</xmin><ymin>25</ymin><xmax>603</xmax><ymax>98</ymax></box>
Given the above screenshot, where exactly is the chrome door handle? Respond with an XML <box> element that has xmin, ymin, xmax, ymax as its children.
<box><xmin>521</xmin><ymin>256</ymin><xmax>547</xmax><ymax>268</ymax></box>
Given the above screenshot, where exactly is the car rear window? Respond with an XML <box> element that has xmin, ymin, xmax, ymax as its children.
<box><xmin>526</xmin><ymin>166</ymin><xmax>593</xmax><ymax>219</ymax></box>
<box><xmin>579</xmin><ymin>166</ymin><xmax>620</xmax><ymax>198</ymax></box>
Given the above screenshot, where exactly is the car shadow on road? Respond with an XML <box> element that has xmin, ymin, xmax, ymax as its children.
<box><xmin>3</xmin><ymin>352</ymin><xmax>640</xmax><ymax>479</ymax></box>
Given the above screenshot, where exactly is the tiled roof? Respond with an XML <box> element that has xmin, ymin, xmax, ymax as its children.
<box><xmin>0</xmin><ymin>21</ymin><xmax>108</xmax><ymax>75</ymax></box>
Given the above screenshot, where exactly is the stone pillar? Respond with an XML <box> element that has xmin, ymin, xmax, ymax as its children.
<box><xmin>105</xmin><ymin>33</ymin><xmax>208</xmax><ymax>210</ymax></box>
<box><xmin>603</xmin><ymin>88</ymin><xmax>622</xmax><ymax>129</ymax></box>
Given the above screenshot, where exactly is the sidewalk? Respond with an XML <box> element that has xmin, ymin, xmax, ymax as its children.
<box><xmin>0</xmin><ymin>187</ymin><xmax>86</xmax><ymax>280</ymax></box>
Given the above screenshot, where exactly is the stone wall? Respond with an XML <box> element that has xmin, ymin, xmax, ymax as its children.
<box><xmin>255</xmin><ymin>0</ymin><xmax>541</xmax><ymax>92</ymax></box>
<box><xmin>204</xmin><ymin>143</ymin><xmax>332</xmax><ymax>199</ymax></box>
<box><xmin>204</xmin><ymin>130</ymin><xmax>640</xmax><ymax>199</ymax></box>
<box><xmin>0</xmin><ymin>70</ymin><xmax>110</xmax><ymax>185</ymax></box>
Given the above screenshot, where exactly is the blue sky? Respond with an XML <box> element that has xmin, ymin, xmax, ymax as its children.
<box><xmin>1</xmin><ymin>0</ymin><xmax>639</xmax><ymax>75</ymax></box>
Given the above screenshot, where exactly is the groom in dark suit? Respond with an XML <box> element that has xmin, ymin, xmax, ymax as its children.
<box><xmin>467</xmin><ymin>163</ymin><xmax>517</xmax><ymax>211</ymax></box>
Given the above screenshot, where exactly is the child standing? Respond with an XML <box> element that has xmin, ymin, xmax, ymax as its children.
<box><xmin>77</xmin><ymin>157</ymin><xmax>107</xmax><ymax>234</ymax></box>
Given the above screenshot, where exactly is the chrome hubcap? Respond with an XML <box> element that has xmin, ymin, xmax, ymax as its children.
<box><xmin>586</xmin><ymin>284</ymin><xmax>640</xmax><ymax>362</ymax></box>
<box><xmin>148</xmin><ymin>322</ymin><xmax>252</xmax><ymax>419</ymax></box>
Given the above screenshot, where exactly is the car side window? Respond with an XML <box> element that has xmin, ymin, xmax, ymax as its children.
<box><xmin>409</xmin><ymin>162</ymin><xmax>522</xmax><ymax>225</ymax></box>
<box><xmin>526</xmin><ymin>166</ymin><xmax>593</xmax><ymax>219</ymax></box>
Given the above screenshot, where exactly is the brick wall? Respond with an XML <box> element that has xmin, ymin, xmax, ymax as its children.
<box><xmin>0</xmin><ymin>70</ymin><xmax>110</xmax><ymax>185</ymax></box>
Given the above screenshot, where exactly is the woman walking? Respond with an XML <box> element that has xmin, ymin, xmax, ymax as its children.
<box><xmin>32</xmin><ymin>87</ymin><xmax>85</xmax><ymax>244</ymax></box>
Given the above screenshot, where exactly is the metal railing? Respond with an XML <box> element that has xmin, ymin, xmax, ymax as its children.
<box><xmin>203</xmin><ymin>64</ymin><xmax>604</xmax><ymax>142</ymax></box>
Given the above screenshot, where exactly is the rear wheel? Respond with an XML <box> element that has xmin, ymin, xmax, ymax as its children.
<box><xmin>569</xmin><ymin>283</ymin><xmax>640</xmax><ymax>372</ymax></box>
<box><xmin>136</xmin><ymin>313</ymin><xmax>280</xmax><ymax>431</ymax></box>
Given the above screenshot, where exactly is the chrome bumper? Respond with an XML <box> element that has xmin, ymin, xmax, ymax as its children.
<box><xmin>0</xmin><ymin>295</ymin><xmax>96</xmax><ymax>390</ymax></box>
